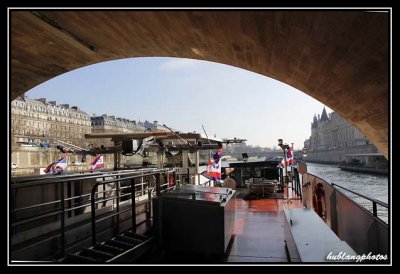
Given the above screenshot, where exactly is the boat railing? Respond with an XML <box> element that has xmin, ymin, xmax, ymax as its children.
<box><xmin>11</xmin><ymin>168</ymin><xmax>162</xmax><ymax>184</ymax></box>
<box><xmin>89</xmin><ymin>169</ymin><xmax>177</xmax><ymax>246</ymax></box>
<box><xmin>10</xmin><ymin>168</ymin><xmax>184</xmax><ymax>261</ymax></box>
<box><xmin>331</xmin><ymin>183</ymin><xmax>388</xmax><ymax>218</ymax></box>
<box><xmin>198</xmin><ymin>179</ymin><xmax>213</xmax><ymax>186</ymax></box>
<box><xmin>301</xmin><ymin>172</ymin><xmax>388</xmax><ymax>256</ymax></box>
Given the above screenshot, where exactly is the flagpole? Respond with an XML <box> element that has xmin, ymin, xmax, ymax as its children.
<box><xmin>201</xmin><ymin>124</ymin><xmax>212</xmax><ymax>160</ymax></box>
<box><xmin>291</xmin><ymin>143</ymin><xmax>295</xmax><ymax>165</ymax></box>
<box><xmin>65</xmin><ymin>154</ymin><xmax>68</xmax><ymax>174</ymax></box>
<box><xmin>163</xmin><ymin>124</ymin><xmax>193</xmax><ymax>148</ymax></box>
<box><xmin>278</xmin><ymin>139</ymin><xmax>288</xmax><ymax>176</ymax></box>
<box><xmin>284</xmin><ymin>148</ymin><xmax>288</xmax><ymax>176</ymax></box>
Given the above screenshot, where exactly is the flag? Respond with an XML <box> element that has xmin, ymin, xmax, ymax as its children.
<box><xmin>287</xmin><ymin>144</ymin><xmax>294</xmax><ymax>166</ymax></box>
<box><xmin>201</xmin><ymin>147</ymin><xmax>223</xmax><ymax>182</ymax></box>
<box><xmin>44</xmin><ymin>155</ymin><xmax>68</xmax><ymax>174</ymax></box>
<box><xmin>89</xmin><ymin>154</ymin><xmax>104</xmax><ymax>172</ymax></box>
<box><xmin>278</xmin><ymin>144</ymin><xmax>294</xmax><ymax>168</ymax></box>
<box><xmin>289</xmin><ymin>144</ymin><xmax>295</xmax><ymax>166</ymax></box>
<box><xmin>278</xmin><ymin>157</ymin><xmax>286</xmax><ymax>169</ymax></box>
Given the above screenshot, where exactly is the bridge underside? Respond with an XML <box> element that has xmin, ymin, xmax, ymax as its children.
<box><xmin>10</xmin><ymin>11</ymin><xmax>389</xmax><ymax>157</ymax></box>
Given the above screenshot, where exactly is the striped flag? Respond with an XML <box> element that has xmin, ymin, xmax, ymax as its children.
<box><xmin>201</xmin><ymin>147</ymin><xmax>223</xmax><ymax>182</ymax></box>
<box><xmin>89</xmin><ymin>155</ymin><xmax>104</xmax><ymax>172</ymax></box>
<box><xmin>279</xmin><ymin>144</ymin><xmax>294</xmax><ymax>168</ymax></box>
<box><xmin>44</xmin><ymin>155</ymin><xmax>68</xmax><ymax>174</ymax></box>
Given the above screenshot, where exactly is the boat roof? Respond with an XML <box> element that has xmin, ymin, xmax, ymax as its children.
<box><xmin>227</xmin><ymin>159</ymin><xmax>281</xmax><ymax>168</ymax></box>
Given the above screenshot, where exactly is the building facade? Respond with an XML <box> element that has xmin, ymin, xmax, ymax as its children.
<box><xmin>143</xmin><ymin>120</ymin><xmax>168</xmax><ymax>132</ymax></box>
<box><xmin>10</xmin><ymin>96</ymin><xmax>93</xmax><ymax>172</ymax></box>
<box><xmin>11</xmin><ymin>96</ymin><xmax>92</xmax><ymax>148</ymax></box>
<box><xmin>91</xmin><ymin>115</ymin><xmax>146</xmax><ymax>147</ymax></box>
<box><xmin>303</xmin><ymin>107</ymin><xmax>378</xmax><ymax>164</ymax></box>
<box><xmin>304</xmin><ymin>107</ymin><xmax>371</xmax><ymax>151</ymax></box>
<box><xmin>91</xmin><ymin>115</ymin><xmax>145</xmax><ymax>134</ymax></box>
<box><xmin>10</xmin><ymin>96</ymin><xmax>167</xmax><ymax>172</ymax></box>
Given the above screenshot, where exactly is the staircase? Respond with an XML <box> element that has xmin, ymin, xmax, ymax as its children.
<box><xmin>62</xmin><ymin>231</ymin><xmax>154</xmax><ymax>263</ymax></box>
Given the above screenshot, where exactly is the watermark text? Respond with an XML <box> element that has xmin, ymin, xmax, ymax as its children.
<box><xmin>326</xmin><ymin>251</ymin><xmax>388</xmax><ymax>262</ymax></box>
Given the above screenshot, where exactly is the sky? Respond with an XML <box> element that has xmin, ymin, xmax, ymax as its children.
<box><xmin>24</xmin><ymin>57</ymin><xmax>332</xmax><ymax>150</ymax></box>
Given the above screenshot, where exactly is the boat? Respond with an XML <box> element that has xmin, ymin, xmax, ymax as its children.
<box><xmin>9</xmin><ymin>136</ymin><xmax>389</xmax><ymax>264</ymax></box>
<box><xmin>338</xmin><ymin>153</ymin><xmax>388</xmax><ymax>175</ymax></box>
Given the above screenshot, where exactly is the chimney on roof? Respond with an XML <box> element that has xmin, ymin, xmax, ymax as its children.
<box><xmin>71</xmin><ymin>106</ymin><xmax>79</xmax><ymax>111</ymax></box>
<box><xmin>49</xmin><ymin>101</ymin><xmax>56</xmax><ymax>105</ymax></box>
<box><xmin>154</xmin><ymin>120</ymin><xmax>158</xmax><ymax>125</ymax></box>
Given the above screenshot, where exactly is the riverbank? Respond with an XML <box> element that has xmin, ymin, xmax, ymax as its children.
<box><xmin>305</xmin><ymin>144</ymin><xmax>378</xmax><ymax>164</ymax></box>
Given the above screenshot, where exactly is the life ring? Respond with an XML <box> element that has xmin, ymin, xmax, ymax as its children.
<box><xmin>312</xmin><ymin>183</ymin><xmax>325</xmax><ymax>218</ymax></box>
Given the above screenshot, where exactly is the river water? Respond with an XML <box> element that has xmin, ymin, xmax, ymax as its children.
<box><xmin>305</xmin><ymin>162</ymin><xmax>390</xmax><ymax>223</ymax></box>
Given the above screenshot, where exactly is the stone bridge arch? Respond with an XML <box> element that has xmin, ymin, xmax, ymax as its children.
<box><xmin>10</xmin><ymin>10</ymin><xmax>389</xmax><ymax>157</ymax></box>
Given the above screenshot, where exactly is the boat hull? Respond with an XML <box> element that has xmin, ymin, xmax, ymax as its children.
<box><xmin>338</xmin><ymin>165</ymin><xmax>388</xmax><ymax>175</ymax></box>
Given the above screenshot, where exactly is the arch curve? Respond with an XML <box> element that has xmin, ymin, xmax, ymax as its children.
<box><xmin>10</xmin><ymin>10</ymin><xmax>389</xmax><ymax>157</ymax></box>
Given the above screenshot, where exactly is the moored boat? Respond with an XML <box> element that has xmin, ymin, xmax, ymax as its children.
<box><xmin>338</xmin><ymin>153</ymin><xmax>388</xmax><ymax>175</ymax></box>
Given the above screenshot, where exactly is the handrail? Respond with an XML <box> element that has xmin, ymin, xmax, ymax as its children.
<box><xmin>331</xmin><ymin>183</ymin><xmax>388</xmax><ymax>208</ymax></box>
<box><xmin>172</xmin><ymin>187</ymin><xmax>231</xmax><ymax>197</ymax></box>
<box><xmin>10</xmin><ymin>171</ymin><xmax>162</xmax><ymax>220</ymax></box>
<box><xmin>90</xmin><ymin>170</ymin><xmax>164</xmax><ymax>188</ymax></box>
<box><xmin>11</xmin><ymin>168</ymin><xmax>163</xmax><ymax>187</ymax></box>
<box><xmin>11</xmin><ymin>167</ymin><xmax>183</xmax><ymax>259</ymax></box>
<box><xmin>90</xmin><ymin>170</ymin><xmax>173</xmax><ymax>245</ymax></box>
<box><xmin>11</xmin><ymin>169</ymin><xmax>109</xmax><ymax>182</ymax></box>
<box><xmin>198</xmin><ymin>179</ymin><xmax>213</xmax><ymax>186</ymax></box>
<box><xmin>331</xmin><ymin>182</ymin><xmax>388</xmax><ymax>218</ymax></box>
<box><xmin>302</xmin><ymin>172</ymin><xmax>388</xmax><ymax>256</ymax></box>
<box><xmin>304</xmin><ymin>172</ymin><xmax>388</xmax><ymax>222</ymax></box>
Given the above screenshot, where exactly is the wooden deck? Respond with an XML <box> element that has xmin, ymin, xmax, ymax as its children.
<box><xmin>155</xmin><ymin>187</ymin><xmax>303</xmax><ymax>264</ymax></box>
<box><xmin>224</xmin><ymin>188</ymin><xmax>302</xmax><ymax>263</ymax></box>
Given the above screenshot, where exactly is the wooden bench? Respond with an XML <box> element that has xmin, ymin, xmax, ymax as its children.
<box><xmin>284</xmin><ymin>208</ymin><xmax>358</xmax><ymax>262</ymax></box>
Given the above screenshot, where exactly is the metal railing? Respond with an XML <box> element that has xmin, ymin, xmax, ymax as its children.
<box><xmin>10</xmin><ymin>168</ymin><xmax>181</xmax><ymax>260</ymax></box>
<box><xmin>301</xmin><ymin>172</ymin><xmax>389</xmax><ymax>255</ymax></box>
<box><xmin>331</xmin><ymin>183</ymin><xmax>388</xmax><ymax>218</ymax></box>
<box><xmin>89</xmin><ymin>169</ymin><xmax>178</xmax><ymax>245</ymax></box>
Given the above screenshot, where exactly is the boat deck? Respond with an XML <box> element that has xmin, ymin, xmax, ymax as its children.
<box><xmin>226</xmin><ymin>188</ymin><xmax>302</xmax><ymax>263</ymax></box>
<box><xmin>226</xmin><ymin>197</ymin><xmax>301</xmax><ymax>262</ymax></box>
<box><xmin>152</xmin><ymin>187</ymin><xmax>302</xmax><ymax>264</ymax></box>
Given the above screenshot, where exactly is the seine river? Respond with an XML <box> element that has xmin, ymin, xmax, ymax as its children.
<box><xmin>305</xmin><ymin>162</ymin><xmax>389</xmax><ymax>223</ymax></box>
